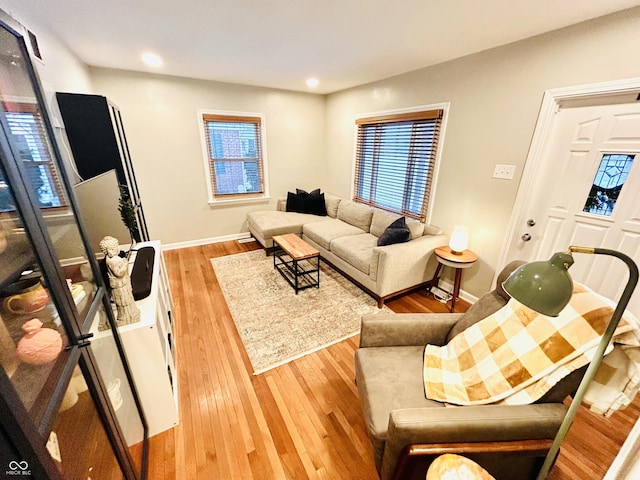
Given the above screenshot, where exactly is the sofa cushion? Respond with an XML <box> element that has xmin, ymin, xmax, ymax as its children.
<box><xmin>330</xmin><ymin>233</ymin><xmax>377</xmax><ymax>274</ymax></box>
<box><xmin>324</xmin><ymin>193</ymin><xmax>342</xmax><ymax>218</ymax></box>
<box><xmin>370</xmin><ymin>210</ymin><xmax>398</xmax><ymax>237</ymax></box>
<box><xmin>407</xmin><ymin>219</ymin><xmax>425</xmax><ymax>239</ymax></box>
<box><xmin>371</xmin><ymin>210</ymin><xmax>424</xmax><ymax>239</ymax></box>
<box><xmin>302</xmin><ymin>218</ymin><xmax>366</xmax><ymax>250</ymax></box>
<box><xmin>423</xmin><ymin>224</ymin><xmax>444</xmax><ymax>236</ymax></box>
<box><xmin>248</xmin><ymin>210</ymin><xmax>329</xmax><ymax>242</ymax></box>
<box><xmin>377</xmin><ymin>217</ymin><xmax>410</xmax><ymax>246</ymax></box>
<box><xmin>355</xmin><ymin>346</ymin><xmax>443</xmax><ymax>466</ymax></box>
<box><xmin>337</xmin><ymin>201</ymin><xmax>374</xmax><ymax>232</ymax></box>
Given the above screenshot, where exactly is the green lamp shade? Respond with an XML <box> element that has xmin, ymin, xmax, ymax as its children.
<box><xmin>502</xmin><ymin>252</ymin><xmax>575</xmax><ymax>317</ymax></box>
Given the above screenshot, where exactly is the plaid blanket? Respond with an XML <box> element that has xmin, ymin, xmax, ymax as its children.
<box><xmin>423</xmin><ymin>284</ymin><xmax>640</xmax><ymax>416</ymax></box>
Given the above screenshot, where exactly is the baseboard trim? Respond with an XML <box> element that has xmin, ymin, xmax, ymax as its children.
<box><xmin>437</xmin><ymin>279</ymin><xmax>479</xmax><ymax>305</ymax></box>
<box><xmin>160</xmin><ymin>235</ymin><xmax>479</xmax><ymax>304</ymax></box>
<box><xmin>162</xmin><ymin>232</ymin><xmax>253</xmax><ymax>251</ymax></box>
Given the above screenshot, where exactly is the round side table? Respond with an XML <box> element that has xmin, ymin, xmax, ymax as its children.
<box><xmin>429</xmin><ymin>246</ymin><xmax>478</xmax><ymax>312</ymax></box>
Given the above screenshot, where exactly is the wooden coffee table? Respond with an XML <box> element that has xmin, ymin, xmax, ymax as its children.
<box><xmin>272</xmin><ymin>234</ymin><xmax>320</xmax><ymax>293</ymax></box>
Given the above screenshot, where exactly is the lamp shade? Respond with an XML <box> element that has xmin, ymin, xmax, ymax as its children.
<box><xmin>449</xmin><ymin>225</ymin><xmax>469</xmax><ymax>254</ymax></box>
<box><xmin>502</xmin><ymin>251</ymin><xmax>575</xmax><ymax>316</ymax></box>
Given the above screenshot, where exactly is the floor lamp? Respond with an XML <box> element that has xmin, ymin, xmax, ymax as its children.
<box><xmin>502</xmin><ymin>246</ymin><xmax>639</xmax><ymax>480</ymax></box>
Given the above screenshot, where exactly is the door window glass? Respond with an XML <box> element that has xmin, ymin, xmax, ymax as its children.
<box><xmin>0</xmin><ymin>25</ymin><xmax>98</xmax><ymax>321</ymax></box>
<box><xmin>582</xmin><ymin>153</ymin><xmax>634</xmax><ymax>217</ymax></box>
<box><xmin>49</xmin><ymin>370</ymin><xmax>125</xmax><ymax>479</ymax></box>
<box><xmin>89</xmin><ymin>302</ymin><xmax>145</xmax><ymax>472</ymax></box>
<box><xmin>0</xmin><ymin>163</ymin><xmax>69</xmax><ymax>426</ymax></box>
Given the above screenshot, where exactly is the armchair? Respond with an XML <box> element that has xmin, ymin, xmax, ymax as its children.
<box><xmin>354</xmin><ymin>261</ymin><xmax>585</xmax><ymax>480</ymax></box>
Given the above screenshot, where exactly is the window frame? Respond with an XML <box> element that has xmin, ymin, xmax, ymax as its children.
<box><xmin>351</xmin><ymin>103</ymin><xmax>448</xmax><ymax>223</ymax></box>
<box><xmin>197</xmin><ymin>109</ymin><xmax>270</xmax><ymax>207</ymax></box>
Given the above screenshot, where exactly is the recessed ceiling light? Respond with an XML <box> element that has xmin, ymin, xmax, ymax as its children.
<box><xmin>306</xmin><ymin>78</ymin><xmax>319</xmax><ymax>88</ymax></box>
<box><xmin>142</xmin><ymin>52</ymin><xmax>163</xmax><ymax>67</ymax></box>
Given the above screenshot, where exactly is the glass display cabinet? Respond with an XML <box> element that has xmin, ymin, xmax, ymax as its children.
<box><xmin>0</xmin><ymin>10</ymin><xmax>147</xmax><ymax>480</ymax></box>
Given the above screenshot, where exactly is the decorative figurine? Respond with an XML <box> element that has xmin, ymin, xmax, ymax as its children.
<box><xmin>99</xmin><ymin>236</ymin><xmax>140</xmax><ymax>326</ymax></box>
<box><xmin>16</xmin><ymin>318</ymin><xmax>63</xmax><ymax>365</ymax></box>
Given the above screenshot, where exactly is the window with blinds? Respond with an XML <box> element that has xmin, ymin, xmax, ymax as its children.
<box><xmin>353</xmin><ymin>109</ymin><xmax>443</xmax><ymax>222</ymax></box>
<box><xmin>201</xmin><ymin>113</ymin><xmax>266</xmax><ymax>201</ymax></box>
<box><xmin>1</xmin><ymin>102</ymin><xmax>66</xmax><ymax>211</ymax></box>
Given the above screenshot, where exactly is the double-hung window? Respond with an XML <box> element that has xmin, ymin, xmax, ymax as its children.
<box><xmin>199</xmin><ymin>111</ymin><xmax>268</xmax><ymax>204</ymax></box>
<box><xmin>353</xmin><ymin>108</ymin><xmax>444</xmax><ymax>222</ymax></box>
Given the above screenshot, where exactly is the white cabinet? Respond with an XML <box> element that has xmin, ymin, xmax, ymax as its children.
<box><xmin>90</xmin><ymin>240</ymin><xmax>178</xmax><ymax>441</ymax></box>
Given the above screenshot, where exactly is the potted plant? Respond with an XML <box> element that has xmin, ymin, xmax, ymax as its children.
<box><xmin>118</xmin><ymin>187</ymin><xmax>139</xmax><ymax>246</ymax></box>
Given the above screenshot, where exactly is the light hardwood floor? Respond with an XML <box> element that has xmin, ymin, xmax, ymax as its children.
<box><xmin>146</xmin><ymin>241</ymin><xmax>639</xmax><ymax>479</ymax></box>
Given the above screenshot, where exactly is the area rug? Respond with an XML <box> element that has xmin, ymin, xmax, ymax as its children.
<box><xmin>210</xmin><ymin>250</ymin><xmax>390</xmax><ymax>374</ymax></box>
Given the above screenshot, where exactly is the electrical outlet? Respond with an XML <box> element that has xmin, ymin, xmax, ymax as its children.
<box><xmin>492</xmin><ymin>164</ymin><xmax>516</xmax><ymax>180</ymax></box>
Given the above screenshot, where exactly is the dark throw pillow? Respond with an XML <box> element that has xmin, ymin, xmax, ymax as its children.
<box><xmin>286</xmin><ymin>191</ymin><xmax>305</xmax><ymax>212</ymax></box>
<box><xmin>305</xmin><ymin>192</ymin><xmax>327</xmax><ymax>216</ymax></box>
<box><xmin>377</xmin><ymin>216</ymin><xmax>411</xmax><ymax>246</ymax></box>
<box><xmin>292</xmin><ymin>188</ymin><xmax>327</xmax><ymax>216</ymax></box>
<box><xmin>297</xmin><ymin>188</ymin><xmax>320</xmax><ymax>196</ymax></box>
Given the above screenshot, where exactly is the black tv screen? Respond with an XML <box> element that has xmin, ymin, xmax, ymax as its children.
<box><xmin>73</xmin><ymin>169</ymin><xmax>130</xmax><ymax>256</ymax></box>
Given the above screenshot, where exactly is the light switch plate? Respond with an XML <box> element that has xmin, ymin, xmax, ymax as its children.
<box><xmin>492</xmin><ymin>164</ymin><xmax>516</xmax><ymax>180</ymax></box>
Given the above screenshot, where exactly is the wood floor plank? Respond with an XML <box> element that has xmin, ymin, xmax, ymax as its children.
<box><xmin>145</xmin><ymin>240</ymin><xmax>640</xmax><ymax>479</ymax></box>
<box><xmin>265</xmin><ymin>372</ymin><xmax>322</xmax><ymax>479</ymax></box>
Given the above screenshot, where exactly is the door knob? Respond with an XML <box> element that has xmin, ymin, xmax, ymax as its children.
<box><xmin>527</xmin><ymin>219</ymin><xmax>536</xmax><ymax>227</ymax></box>
<box><xmin>521</xmin><ymin>233</ymin><xmax>532</xmax><ymax>241</ymax></box>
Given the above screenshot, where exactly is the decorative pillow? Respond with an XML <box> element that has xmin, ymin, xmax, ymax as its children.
<box><xmin>286</xmin><ymin>191</ymin><xmax>305</xmax><ymax>212</ymax></box>
<box><xmin>297</xmin><ymin>188</ymin><xmax>320</xmax><ymax>196</ymax></box>
<box><xmin>370</xmin><ymin>210</ymin><xmax>399</xmax><ymax>237</ymax></box>
<box><xmin>377</xmin><ymin>217</ymin><xmax>410</xmax><ymax>246</ymax></box>
<box><xmin>305</xmin><ymin>193</ymin><xmax>327</xmax><ymax>216</ymax></box>
<box><xmin>287</xmin><ymin>188</ymin><xmax>327</xmax><ymax>216</ymax></box>
<box><xmin>297</xmin><ymin>188</ymin><xmax>327</xmax><ymax>216</ymax></box>
<box><xmin>370</xmin><ymin>209</ymin><xmax>424</xmax><ymax>239</ymax></box>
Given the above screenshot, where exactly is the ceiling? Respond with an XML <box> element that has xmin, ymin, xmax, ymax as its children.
<box><xmin>3</xmin><ymin>0</ymin><xmax>640</xmax><ymax>94</ymax></box>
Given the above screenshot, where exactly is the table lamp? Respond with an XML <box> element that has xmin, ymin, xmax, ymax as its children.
<box><xmin>449</xmin><ymin>225</ymin><xmax>469</xmax><ymax>254</ymax></box>
<box><xmin>502</xmin><ymin>246</ymin><xmax>639</xmax><ymax>479</ymax></box>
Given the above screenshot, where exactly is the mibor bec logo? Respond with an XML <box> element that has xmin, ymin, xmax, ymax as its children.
<box><xmin>6</xmin><ymin>460</ymin><xmax>31</xmax><ymax>476</ymax></box>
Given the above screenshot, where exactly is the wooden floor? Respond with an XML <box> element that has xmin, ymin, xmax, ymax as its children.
<box><xmin>145</xmin><ymin>240</ymin><xmax>639</xmax><ymax>479</ymax></box>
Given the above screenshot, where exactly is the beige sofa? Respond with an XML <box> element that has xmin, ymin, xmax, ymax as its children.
<box><xmin>246</xmin><ymin>194</ymin><xmax>447</xmax><ymax>306</ymax></box>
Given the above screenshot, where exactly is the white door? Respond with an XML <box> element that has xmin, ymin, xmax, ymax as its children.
<box><xmin>503</xmin><ymin>97</ymin><xmax>640</xmax><ymax>318</ymax></box>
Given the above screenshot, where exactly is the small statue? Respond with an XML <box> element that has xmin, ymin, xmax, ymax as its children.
<box><xmin>99</xmin><ymin>236</ymin><xmax>140</xmax><ymax>326</ymax></box>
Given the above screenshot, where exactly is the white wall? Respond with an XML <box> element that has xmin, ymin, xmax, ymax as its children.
<box><xmin>324</xmin><ymin>7</ymin><xmax>640</xmax><ymax>298</ymax></box>
<box><xmin>90</xmin><ymin>69</ymin><xmax>326</xmax><ymax>245</ymax></box>
<box><xmin>0</xmin><ymin>0</ymin><xmax>92</xmax><ymax>95</ymax></box>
